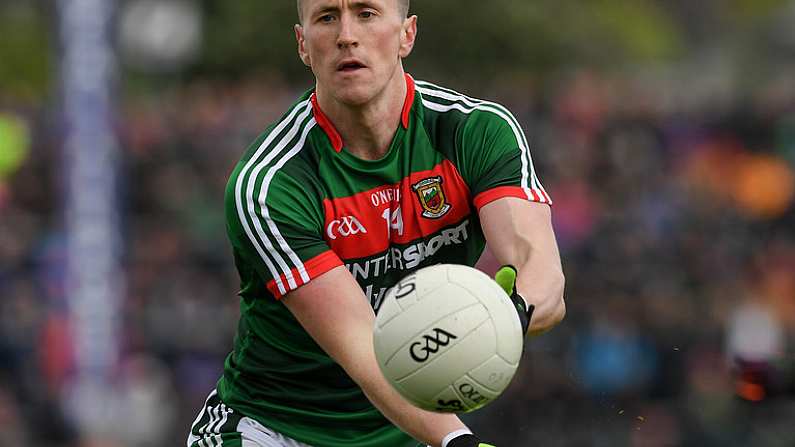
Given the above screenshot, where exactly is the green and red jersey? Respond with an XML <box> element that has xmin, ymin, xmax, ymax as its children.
<box><xmin>218</xmin><ymin>74</ymin><xmax>551</xmax><ymax>447</ymax></box>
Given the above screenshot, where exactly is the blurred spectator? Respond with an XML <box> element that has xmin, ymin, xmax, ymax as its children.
<box><xmin>727</xmin><ymin>301</ymin><xmax>786</xmax><ymax>402</ymax></box>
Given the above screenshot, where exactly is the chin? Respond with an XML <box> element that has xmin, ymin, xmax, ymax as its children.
<box><xmin>333</xmin><ymin>83</ymin><xmax>378</xmax><ymax>106</ymax></box>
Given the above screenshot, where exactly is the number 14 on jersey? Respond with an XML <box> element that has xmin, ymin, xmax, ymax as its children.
<box><xmin>381</xmin><ymin>206</ymin><xmax>404</xmax><ymax>237</ymax></box>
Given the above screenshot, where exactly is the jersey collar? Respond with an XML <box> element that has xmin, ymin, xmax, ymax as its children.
<box><xmin>311</xmin><ymin>73</ymin><xmax>416</xmax><ymax>153</ymax></box>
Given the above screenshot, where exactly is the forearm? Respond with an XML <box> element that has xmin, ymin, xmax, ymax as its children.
<box><xmin>283</xmin><ymin>267</ymin><xmax>467</xmax><ymax>447</ymax></box>
<box><xmin>351</xmin><ymin>353</ymin><xmax>468</xmax><ymax>446</ymax></box>
<box><xmin>481</xmin><ymin>199</ymin><xmax>566</xmax><ymax>335</ymax></box>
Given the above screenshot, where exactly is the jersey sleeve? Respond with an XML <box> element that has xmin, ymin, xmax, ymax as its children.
<box><xmin>226</xmin><ymin>168</ymin><xmax>342</xmax><ymax>299</ymax></box>
<box><xmin>457</xmin><ymin>107</ymin><xmax>552</xmax><ymax>210</ymax></box>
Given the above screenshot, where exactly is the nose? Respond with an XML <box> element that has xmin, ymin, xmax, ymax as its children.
<box><xmin>336</xmin><ymin>15</ymin><xmax>358</xmax><ymax>49</ymax></box>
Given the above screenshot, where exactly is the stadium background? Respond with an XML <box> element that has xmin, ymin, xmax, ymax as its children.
<box><xmin>2</xmin><ymin>0</ymin><xmax>795</xmax><ymax>445</ymax></box>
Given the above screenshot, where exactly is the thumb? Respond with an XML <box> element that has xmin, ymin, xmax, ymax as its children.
<box><xmin>494</xmin><ymin>265</ymin><xmax>517</xmax><ymax>297</ymax></box>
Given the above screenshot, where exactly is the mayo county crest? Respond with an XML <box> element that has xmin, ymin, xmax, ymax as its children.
<box><xmin>412</xmin><ymin>176</ymin><xmax>452</xmax><ymax>219</ymax></box>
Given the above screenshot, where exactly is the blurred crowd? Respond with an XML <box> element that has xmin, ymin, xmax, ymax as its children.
<box><xmin>2</xmin><ymin>63</ymin><xmax>795</xmax><ymax>446</ymax></box>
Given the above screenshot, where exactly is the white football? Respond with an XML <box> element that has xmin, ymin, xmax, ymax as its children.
<box><xmin>373</xmin><ymin>264</ymin><xmax>523</xmax><ymax>413</ymax></box>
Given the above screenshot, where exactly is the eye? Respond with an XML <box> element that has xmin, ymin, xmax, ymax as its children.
<box><xmin>359</xmin><ymin>10</ymin><xmax>374</xmax><ymax>19</ymax></box>
<box><xmin>318</xmin><ymin>14</ymin><xmax>336</xmax><ymax>23</ymax></box>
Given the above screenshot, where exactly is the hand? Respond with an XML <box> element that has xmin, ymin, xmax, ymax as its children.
<box><xmin>446</xmin><ymin>433</ymin><xmax>495</xmax><ymax>447</ymax></box>
<box><xmin>494</xmin><ymin>265</ymin><xmax>534</xmax><ymax>335</ymax></box>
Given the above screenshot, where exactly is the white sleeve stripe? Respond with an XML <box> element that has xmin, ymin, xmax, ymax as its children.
<box><xmin>416</xmin><ymin>82</ymin><xmax>550</xmax><ymax>204</ymax></box>
<box><xmin>418</xmin><ymin>87</ymin><xmax>549</xmax><ymax>203</ymax></box>
<box><xmin>244</xmin><ymin>107</ymin><xmax>314</xmax><ymax>290</ymax></box>
<box><xmin>258</xmin><ymin>118</ymin><xmax>318</xmax><ymax>285</ymax></box>
<box><xmin>417</xmin><ymin>84</ymin><xmax>545</xmax><ymax>202</ymax></box>
<box><xmin>419</xmin><ymin>97</ymin><xmax>531</xmax><ymax>199</ymax></box>
<box><xmin>235</xmin><ymin>100</ymin><xmax>311</xmax><ymax>295</ymax></box>
<box><xmin>418</xmin><ymin>84</ymin><xmax>545</xmax><ymax>195</ymax></box>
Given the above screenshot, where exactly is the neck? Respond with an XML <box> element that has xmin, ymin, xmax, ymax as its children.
<box><xmin>316</xmin><ymin>69</ymin><xmax>407</xmax><ymax>160</ymax></box>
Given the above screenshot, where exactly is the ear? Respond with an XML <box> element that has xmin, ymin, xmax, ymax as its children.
<box><xmin>295</xmin><ymin>24</ymin><xmax>311</xmax><ymax>67</ymax></box>
<box><xmin>398</xmin><ymin>15</ymin><xmax>417</xmax><ymax>58</ymax></box>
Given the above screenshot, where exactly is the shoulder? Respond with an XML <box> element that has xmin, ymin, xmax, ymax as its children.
<box><xmin>415</xmin><ymin>80</ymin><xmax>519</xmax><ymax>133</ymax></box>
<box><xmin>225</xmin><ymin>93</ymin><xmax>324</xmax><ymax>224</ymax></box>
<box><xmin>237</xmin><ymin>93</ymin><xmax>316</xmax><ymax>170</ymax></box>
<box><xmin>414</xmin><ymin>79</ymin><xmax>526</xmax><ymax>148</ymax></box>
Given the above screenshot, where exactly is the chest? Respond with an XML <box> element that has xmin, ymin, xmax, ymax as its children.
<box><xmin>320</xmin><ymin>159</ymin><xmax>473</xmax><ymax>262</ymax></box>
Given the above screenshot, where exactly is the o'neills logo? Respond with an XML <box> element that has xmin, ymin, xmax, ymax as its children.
<box><xmin>412</xmin><ymin>176</ymin><xmax>451</xmax><ymax>219</ymax></box>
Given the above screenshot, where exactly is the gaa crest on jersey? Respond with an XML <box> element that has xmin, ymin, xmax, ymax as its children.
<box><xmin>412</xmin><ymin>176</ymin><xmax>451</xmax><ymax>219</ymax></box>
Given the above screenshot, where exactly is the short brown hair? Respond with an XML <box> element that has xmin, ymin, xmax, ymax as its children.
<box><xmin>297</xmin><ymin>0</ymin><xmax>410</xmax><ymax>23</ymax></box>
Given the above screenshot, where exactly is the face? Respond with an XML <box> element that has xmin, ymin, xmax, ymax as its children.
<box><xmin>295</xmin><ymin>0</ymin><xmax>417</xmax><ymax>106</ymax></box>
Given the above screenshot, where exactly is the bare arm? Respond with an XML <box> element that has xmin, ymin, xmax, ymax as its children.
<box><xmin>479</xmin><ymin>198</ymin><xmax>566</xmax><ymax>336</ymax></box>
<box><xmin>281</xmin><ymin>265</ymin><xmax>467</xmax><ymax>447</ymax></box>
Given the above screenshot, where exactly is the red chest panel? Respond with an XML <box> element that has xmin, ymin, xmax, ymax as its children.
<box><xmin>322</xmin><ymin>160</ymin><xmax>472</xmax><ymax>260</ymax></box>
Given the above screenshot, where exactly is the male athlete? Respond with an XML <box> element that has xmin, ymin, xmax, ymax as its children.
<box><xmin>188</xmin><ymin>0</ymin><xmax>565</xmax><ymax>446</ymax></box>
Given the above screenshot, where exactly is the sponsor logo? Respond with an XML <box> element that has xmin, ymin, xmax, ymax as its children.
<box><xmin>412</xmin><ymin>176</ymin><xmax>451</xmax><ymax>219</ymax></box>
<box><xmin>326</xmin><ymin>216</ymin><xmax>367</xmax><ymax>240</ymax></box>
<box><xmin>346</xmin><ymin>220</ymin><xmax>470</xmax><ymax>281</ymax></box>
<box><xmin>409</xmin><ymin>328</ymin><xmax>458</xmax><ymax>362</ymax></box>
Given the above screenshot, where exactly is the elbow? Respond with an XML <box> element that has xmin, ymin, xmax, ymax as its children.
<box><xmin>550</xmin><ymin>290</ymin><xmax>566</xmax><ymax>327</ymax></box>
<box><xmin>551</xmin><ymin>271</ymin><xmax>566</xmax><ymax>324</ymax></box>
<box><xmin>546</xmin><ymin>271</ymin><xmax>567</xmax><ymax>328</ymax></box>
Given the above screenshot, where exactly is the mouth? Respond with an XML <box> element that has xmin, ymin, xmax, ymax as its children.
<box><xmin>337</xmin><ymin>59</ymin><xmax>367</xmax><ymax>72</ymax></box>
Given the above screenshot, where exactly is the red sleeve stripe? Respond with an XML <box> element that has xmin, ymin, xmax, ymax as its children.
<box><xmin>266</xmin><ymin>250</ymin><xmax>343</xmax><ymax>299</ymax></box>
<box><xmin>473</xmin><ymin>186</ymin><xmax>552</xmax><ymax>210</ymax></box>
